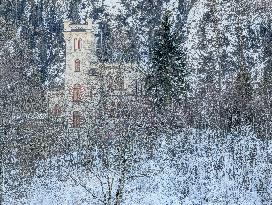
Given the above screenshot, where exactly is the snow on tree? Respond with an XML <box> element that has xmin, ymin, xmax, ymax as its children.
<box><xmin>145</xmin><ymin>11</ymin><xmax>187</xmax><ymax>109</ymax></box>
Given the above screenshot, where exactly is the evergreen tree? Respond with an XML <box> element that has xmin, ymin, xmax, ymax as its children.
<box><xmin>96</xmin><ymin>13</ymin><xmax>113</xmax><ymax>62</ymax></box>
<box><xmin>68</xmin><ymin>0</ymin><xmax>81</xmax><ymax>23</ymax></box>
<box><xmin>262</xmin><ymin>22</ymin><xmax>272</xmax><ymax>99</ymax></box>
<box><xmin>230</xmin><ymin>66</ymin><xmax>253</xmax><ymax>127</ymax></box>
<box><xmin>228</xmin><ymin>0</ymin><xmax>254</xmax><ymax>128</ymax></box>
<box><xmin>145</xmin><ymin>11</ymin><xmax>187</xmax><ymax>109</ymax></box>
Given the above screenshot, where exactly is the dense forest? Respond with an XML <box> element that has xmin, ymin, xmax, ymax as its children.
<box><xmin>0</xmin><ymin>0</ymin><xmax>271</xmax><ymax>204</ymax></box>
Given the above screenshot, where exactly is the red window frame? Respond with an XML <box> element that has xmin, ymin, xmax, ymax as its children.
<box><xmin>74</xmin><ymin>38</ymin><xmax>77</xmax><ymax>50</ymax></box>
<box><xmin>78</xmin><ymin>38</ymin><xmax>82</xmax><ymax>50</ymax></box>
<box><xmin>52</xmin><ymin>104</ymin><xmax>61</xmax><ymax>116</ymax></box>
<box><xmin>72</xmin><ymin>84</ymin><xmax>81</xmax><ymax>102</ymax></box>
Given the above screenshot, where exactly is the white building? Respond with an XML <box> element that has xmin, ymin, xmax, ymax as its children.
<box><xmin>47</xmin><ymin>19</ymin><xmax>144</xmax><ymax>129</ymax></box>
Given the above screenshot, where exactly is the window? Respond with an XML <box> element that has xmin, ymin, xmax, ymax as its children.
<box><xmin>52</xmin><ymin>104</ymin><xmax>61</xmax><ymax>116</ymax></box>
<box><xmin>116</xmin><ymin>101</ymin><xmax>122</xmax><ymax>117</ymax></box>
<box><xmin>73</xmin><ymin>111</ymin><xmax>81</xmax><ymax>128</ymax></box>
<box><xmin>89</xmin><ymin>86</ymin><xmax>95</xmax><ymax>100</ymax></box>
<box><xmin>115</xmin><ymin>75</ymin><xmax>124</xmax><ymax>90</ymax></box>
<box><xmin>90</xmin><ymin>90</ymin><xmax>93</xmax><ymax>100</ymax></box>
<box><xmin>78</xmin><ymin>38</ymin><xmax>82</xmax><ymax>50</ymax></box>
<box><xmin>75</xmin><ymin>59</ymin><xmax>80</xmax><ymax>72</ymax></box>
<box><xmin>74</xmin><ymin>38</ymin><xmax>77</xmax><ymax>50</ymax></box>
<box><xmin>135</xmin><ymin>80</ymin><xmax>138</xmax><ymax>95</ymax></box>
<box><xmin>109</xmin><ymin>101</ymin><xmax>116</xmax><ymax>117</ymax></box>
<box><xmin>89</xmin><ymin>68</ymin><xmax>97</xmax><ymax>76</ymax></box>
<box><xmin>108</xmin><ymin>75</ymin><xmax>114</xmax><ymax>92</ymax></box>
<box><xmin>73</xmin><ymin>84</ymin><xmax>81</xmax><ymax>102</ymax></box>
<box><xmin>133</xmin><ymin>80</ymin><xmax>143</xmax><ymax>96</ymax></box>
<box><xmin>74</xmin><ymin>38</ymin><xmax>83</xmax><ymax>50</ymax></box>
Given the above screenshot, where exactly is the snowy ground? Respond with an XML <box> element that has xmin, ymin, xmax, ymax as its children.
<box><xmin>4</xmin><ymin>128</ymin><xmax>272</xmax><ymax>205</ymax></box>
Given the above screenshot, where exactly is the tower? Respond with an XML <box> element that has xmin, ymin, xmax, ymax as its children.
<box><xmin>47</xmin><ymin>19</ymin><xmax>144</xmax><ymax>129</ymax></box>
<box><xmin>63</xmin><ymin>19</ymin><xmax>97</xmax><ymax>128</ymax></box>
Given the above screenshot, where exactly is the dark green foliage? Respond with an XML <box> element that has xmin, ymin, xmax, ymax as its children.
<box><xmin>262</xmin><ymin>23</ymin><xmax>272</xmax><ymax>96</ymax></box>
<box><xmin>96</xmin><ymin>16</ymin><xmax>113</xmax><ymax>62</ymax></box>
<box><xmin>0</xmin><ymin>1</ymin><xmax>65</xmax><ymax>86</ymax></box>
<box><xmin>145</xmin><ymin>11</ymin><xmax>187</xmax><ymax>109</ymax></box>
<box><xmin>68</xmin><ymin>0</ymin><xmax>81</xmax><ymax>23</ymax></box>
<box><xmin>0</xmin><ymin>0</ymin><xmax>13</xmax><ymax>21</ymax></box>
<box><xmin>230</xmin><ymin>66</ymin><xmax>253</xmax><ymax>127</ymax></box>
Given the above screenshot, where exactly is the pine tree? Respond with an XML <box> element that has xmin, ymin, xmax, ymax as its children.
<box><xmin>68</xmin><ymin>0</ymin><xmax>81</xmax><ymax>23</ymax></box>
<box><xmin>262</xmin><ymin>22</ymin><xmax>272</xmax><ymax>99</ymax></box>
<box><xmin>231</xmin><ymin>66</ymin><xmax>253</xmax><ymax>127</ymax></box>
<box><xmin>145</xmin><ymin>11</ymin><xmax>187</xmax><ymax>109</ymax></box>
<box><xmin>228</xmin><ymin>0</ymin><xmax>254</xmax><ymax>128</ymax></box>
<box><xmin>96</xmin><ymin>14</ymin><xmax>113</xmax><ymax>62</ymax></box>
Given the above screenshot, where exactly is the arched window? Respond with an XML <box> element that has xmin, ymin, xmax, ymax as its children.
<box><xmin>75</xmin><ymin>59</ymin><xmax>80</xmax><ymax>72</ymax></box>
<box><xmin>116</xmin><ymin>101</ymin><xmax>122</xmax><ymax>110</ymax></box>
<box><xmin>116</xmin><ymin>101</ymin><xmax>122</xmax><ymax>117</ymax></box>
<box><xmin>89</xmin><ymin>86</ymin><xmax>95</xmax><ymax>100</ymax></box>
<box><xmin>74</xmin><ymin>38</ymin><xmax>78</xmax><ymax>50</ymax></box>
<box><xmin>108</xmin><ymin>75</ymin><xmax>114</xmax><ymax>92</ymax></box>
<box><xmin>78</xmin><ymin>38</ymin><xmax>83</xmax><ymax>50</ymax></box>
<box><xmin>134</xmin><ymin>80</ymin><xmax>138</xmax><ymax>96</ymax></box>
<box><xmin>52</xmin><ymin>104</ymin><xmax>61</xmax><ymax>116</ymax></box>
<box><xmin>73</xmin><ymin>84</ymin><xmax>81</xmax><ymax>102</ymax></box>
<box><xmin>73</xmin><ymin>111</ymin><xmax>81</xmax><ymax>128</ymax></box>
<box><xmin>109</xmin><ymin>101</ymin><xmax>116</xmax><ymax>117</ymax></box>
<box><xmin>74</xmin><ymin>38</ymin><xmax>83</xmax><ymax>50</ymax></box>
<box><xmin>114</xmin><ymin>75</ymin><xmax>124</xmax><ymax>90</ymax></box>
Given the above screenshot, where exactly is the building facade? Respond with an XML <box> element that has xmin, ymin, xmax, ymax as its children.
<box><xmin>47</xmin><ymin>19</ymin><xmax>143</xmax><ymax>129</ymax></box>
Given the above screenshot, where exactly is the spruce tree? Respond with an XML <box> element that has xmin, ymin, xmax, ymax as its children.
<box><xmin>230</xmin><ymin>1</ymin><xmax>253</xmax><ymax>127</ymax></box>
<box><xmin>262</xmin><ymin>22</ymin><xmax>272</xmax><ymax>98</ymax></box>
<box><xmin>231</xmin><ymin>65</ymin><xmax>253</xmax><ymax>127</ymax></box>
<box><xmin>145</xmin><ymin>11</ymin><xmax>187</xmax><ymax>109</ymax></box>
<box><xmin>68</xmin><ymin>0</ymin><xmax>81</xmax><ymax>24</ymax></box>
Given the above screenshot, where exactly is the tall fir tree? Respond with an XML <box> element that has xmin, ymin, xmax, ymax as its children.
<box><xmin>96</xmin><ymin>12</ymin><xmax>113</xmax><ymax>62</ymax></box>
<box><xmin>229</xmin><ymin>0</ymin><xmax>254</xmax><ymax>127</ymax></box>
<box><xmin>231</xmin><ymin>66</ymin><xmax>253</xmax><ymax>127</ymax></box>
<box><xmin>68</xmin><ymin>0</ymin><xmax>81</xmax><ymax>23</ymax></box>
<box><xmin>262</xmin><ymin>21</ymin><xmax>272</xmax><ymax>99</ymax></box>
<box><xmin>145</xmin><ymin>11</ymin><xmax>187</xmax><ymax>109</ymax></box>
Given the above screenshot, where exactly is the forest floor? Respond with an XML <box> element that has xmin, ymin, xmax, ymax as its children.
<box><xmin>3</xmin><ymin>128</ymin><xmax>272</xmax><ymax>205</ymax></box>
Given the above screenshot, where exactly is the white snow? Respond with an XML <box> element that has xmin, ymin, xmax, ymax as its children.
<box><xmin>4</xmin><ymin>128</ymin><xmax>271</xmax><ymax>205</ymax></box>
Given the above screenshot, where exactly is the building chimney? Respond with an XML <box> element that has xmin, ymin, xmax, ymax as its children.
<box><xmin>63</xmin><ymin>20</ymin><xmax>71</xmax><ymax>31</ymax></box>
<box><xmin>86</xmin><ymin>18</ymin><xmax>92</xmax><ymax>30</ymax></box>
